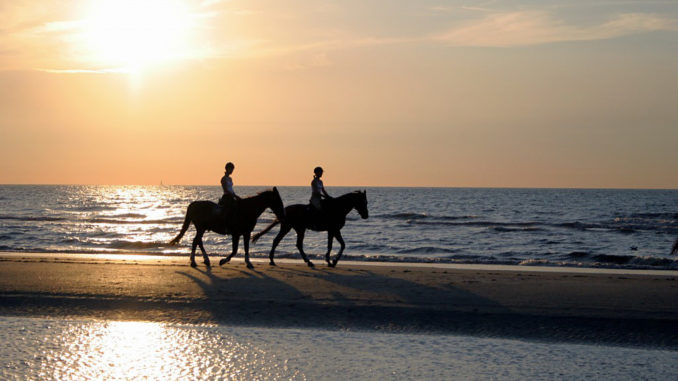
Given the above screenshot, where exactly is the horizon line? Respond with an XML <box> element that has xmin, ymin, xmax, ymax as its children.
<box><xmin>1</xmin><ymin>183</ymin><xmax>677</xmax><ymax>191</ymax></box>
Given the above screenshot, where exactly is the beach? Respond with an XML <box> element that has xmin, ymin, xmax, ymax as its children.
<box><xmin>1</xmin><ymin>252</ymin><xmax>677</xmax><ymax>349</ymax></box>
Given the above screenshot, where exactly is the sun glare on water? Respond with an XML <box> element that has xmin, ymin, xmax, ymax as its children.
<box><xmin>82</xmin><ymin>0</ymin><xmax>195</xmax><ymax>72</ymax></box>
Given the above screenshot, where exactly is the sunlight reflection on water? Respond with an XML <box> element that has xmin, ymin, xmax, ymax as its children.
<box><xmin>3</xmin><ymin>316</ymin><xmax>678</xmax><ymax>380</ymax></box>
<box><xmin>7</xmin><ymin>319</ymin><xmax>297</xmax><ymax>380</ymax></box>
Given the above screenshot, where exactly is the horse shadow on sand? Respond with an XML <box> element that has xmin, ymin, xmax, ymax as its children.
<box><xmin>177</xmin><ymin>264</ymin><xmax>510</xmax><ymax>334</ymax></box>
<box><xmin>178</xmin><ymin>264</ymin><xmax>678</xmax><ymax>348</ymax></box>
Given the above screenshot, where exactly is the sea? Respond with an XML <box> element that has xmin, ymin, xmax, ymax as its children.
<box><xmin>1</xmin><ymin>185</ymin><xmax>677</xmax><ymax>270</ymax></box>
<box><xmin>2</xmin><ymin>185</ymin><xmax>678</xmax><ymax>379</ymax></box>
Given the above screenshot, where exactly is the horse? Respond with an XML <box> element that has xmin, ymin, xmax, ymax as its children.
<box><xmin>672</xmin><ymin>238</ymin><xmax>678</xmax><ymax>255</ymax></box>
<box><xmin>169</xmin><ymin>187</ymin><xmax>286</xmax><ymax>269</ymax></box>
<box><xmin>251</xmin><ymin>190</ymin><xmax>368</xmax><ymax>267</ymax></box>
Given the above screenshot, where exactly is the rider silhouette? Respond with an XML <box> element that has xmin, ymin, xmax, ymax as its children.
<box><xmin>310</xmin><ymin>166</ymin><xmax>331</xmax><ymax>214</ymax></box>
<box><xmin>219</xmin><ymin>162</ymin><xmax>238</xmax><ymax>222</ymax></box>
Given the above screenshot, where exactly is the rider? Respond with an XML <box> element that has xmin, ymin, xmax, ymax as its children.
<box><xmin>310</xmin><ymin>166</ymin><xmax>331</xmax><ymax>212</ymax></box>
<box><xmin>219</xmin><ymin>162</ymin><xmax>238</xmax><ymax>220</ymax></box>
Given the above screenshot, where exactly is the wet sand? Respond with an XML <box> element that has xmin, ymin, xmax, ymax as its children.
<box><xmin>1</xmin><ymin>253</ymin><xmax>677</xmax><ymax>348</ymax></box>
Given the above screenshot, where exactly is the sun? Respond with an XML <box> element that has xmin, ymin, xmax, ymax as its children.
<box><xmin>82</xmin><ymin>0</ymin><xmax>194</xmax><ymax>72</ymax></box>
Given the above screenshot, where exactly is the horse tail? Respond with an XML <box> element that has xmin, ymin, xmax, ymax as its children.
<box><xmin>169</xmin><ymin>206</ymin><xmax>192</xmax><ymax>245</ymax></box>
<box><xmin>252</xmin><ymin>220</ymin><xmax>280</xmax><ymax>244</ymax></box>
<box><xmin>672</xmin><ymin>238</ymin><xmax>678</xmax><ymax>255</ymax></box>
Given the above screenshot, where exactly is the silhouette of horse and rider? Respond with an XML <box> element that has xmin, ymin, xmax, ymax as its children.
<box><xmin>169</xmin><ymin>164</ymin><xmax>369</xmax><ymax>268</ymax></box>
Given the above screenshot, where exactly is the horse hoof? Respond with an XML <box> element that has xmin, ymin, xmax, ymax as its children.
<box><xmin>332</xmin><ymin>260</ymin><xmax>339</xmax><ymax>267</ymax></box>
<box><xmin>204</xmin><ymin>261</ymin><xmax>211</xmax><ymax>267</ymax></box>
<box><xmin>246</xmin><ymin>263</ymin><xmax>254</xmax><ymax>269</ymax></box>
<box><xmin>190</xmin><ymin>262</ymin><xmax>197</xmax><ymax>268</ymax></box>
<box><xmin>219</xmin><ymin>258</ymin><xmax>229</xmax><ymax>266</ymax></box>
<box><xmin>269</xmin><ymin>261</ymin><xmax>277</xmax><ymax>266</ymax></box>
<box><xmin>307</xmin><ymin>261</ymin><xmax>314</xmax><ymax>268</ymax></box>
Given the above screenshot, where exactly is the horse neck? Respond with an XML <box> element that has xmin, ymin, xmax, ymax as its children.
<box><xmin>335</xmin><ymin>193</ymin><xmax>358</xmax><ymax>217</ymax></box>
<box><xmin>241</xmin><ymin>192</ymin><xmax>271</xmax><ymax>218</ymax></box>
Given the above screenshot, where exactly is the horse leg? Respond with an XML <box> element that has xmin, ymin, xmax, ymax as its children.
<box><xmin>219</xmin><ymin>235</ymin><xmax>239</xmax><ymax>266</ymax></box>
<box><xmin>191</xmin><ymin>229</ymin><xmax>205</xmax><ymax>268</ymax></box>
<box><xmin>325</xmin><ymin>231</ymin><xmax>334</xmax><ymax>266</ymax></box>
<box><xmin>330</xmin><ymin>230</ymin><xmax>346</xmax><ymax>268</ymax></box>
<box><xmin>269</xmin><ymin>223</ymin><xmax>292</xmax><ymax>266</ymax></box>
<box><xmin>243</xmin><ymin>232</ymin><xmax>254</xmax><ymax>269</ymax></box>
<box><xmin>198</xmin><ymin>239</ymin><xmax>210</xmax><ymax>267</ymax></box>
<box><xmin>295</xmin><ymin>228</ymin><xmax>314</xmax><ymax>267</ymax></box>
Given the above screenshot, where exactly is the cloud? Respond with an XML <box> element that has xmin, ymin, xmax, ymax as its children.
<box><xmin>35</xmin><ymin>68</ymin><xmax>130</xmax><ymax>74</ymax></box>
<box><xmin>435</xmin><ymin>11</ymin><xmax>678</xmax><ymax>47</ymax></box>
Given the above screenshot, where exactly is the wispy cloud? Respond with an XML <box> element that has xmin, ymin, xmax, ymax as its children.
<box><xmin>435</xmin><ymin>11</ymin><xmax>678</xmax><ymax>47</ymax></box>
<box><xmin>35</xmin><ymin>67</ymin><xmax>130</xmax><ymax>74</ymax></box>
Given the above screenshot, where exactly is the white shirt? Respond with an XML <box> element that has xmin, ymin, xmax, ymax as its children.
<box><xmin>311</xmin><ymin>178</ymin><xmax>324</xmax><ymax>196</ymax></box>
<box><xmin>221</xmin><ymin>175</ymin><xmax>234</xmax><ymax>195</ymax></box>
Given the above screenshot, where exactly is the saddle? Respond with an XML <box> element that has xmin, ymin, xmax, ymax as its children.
<box><xmin>212</xmin><ymin>202</ymin><xmax>235</xmax><ymax>234</ymax></box>
<box><xmin>306</xmin><ymin>204</ymin><xmax>326</xmax><ymax>230</ymax></box>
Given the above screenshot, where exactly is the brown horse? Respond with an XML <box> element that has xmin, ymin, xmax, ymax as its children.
<box><xmin>169</xmin><ymin>188</ymin><xmax>286</xmax><ymax>268</ymax></box>
<box><xmin>252</xmin><ymin>190</ymin><xmax>368</xmax><ymax>267</ymax></box>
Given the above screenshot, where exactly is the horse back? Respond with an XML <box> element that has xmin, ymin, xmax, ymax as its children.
<box><xmin>285</xmin><ymin>203</ymin><xmax>345</xmax><ymax>231</ymax></box>
<box><xmin>187</xmin><ymin>200</ymin><xmax>223</xmax><ymax>228</ymax></box>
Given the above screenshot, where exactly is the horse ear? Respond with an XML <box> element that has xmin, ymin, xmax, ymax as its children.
<box><xmin>273</xmin><ymin>186</ymin><xmax>278</xmax><ymax>192</ymax></box>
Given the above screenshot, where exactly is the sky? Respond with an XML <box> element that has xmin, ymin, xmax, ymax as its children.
<box><xmin>1</xmin><ymin>0</ymin><xmax>677</xmax><ymax>188</ymax></box>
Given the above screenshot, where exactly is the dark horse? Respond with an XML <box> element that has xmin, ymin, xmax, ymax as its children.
<box><xmin>169</xmin><ymin>188</ymin><xmax>286</xmax><ymax>268</ymax></box>
<box><xmin>252</xmin><ymin>190</ymin><xmax>368</xmax><ymax>267</ymax></box>
<box><xmin>672</xmin><ymin>238</ymin><xmax>678</xmax><ymax>255</ymax></box>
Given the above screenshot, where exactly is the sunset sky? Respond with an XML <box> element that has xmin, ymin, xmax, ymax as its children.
<box><xmin>1</xmin><ymin>0</ymin><xmax>677</xmax><ymax>188</ymax></box>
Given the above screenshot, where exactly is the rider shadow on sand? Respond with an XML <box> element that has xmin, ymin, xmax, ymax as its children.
<box><xmin>176</xmin><ymin>266</ymin><xmax>311</xmax><ymax>324</ymax></box>
<box><xmin>177</xmin><ymin>263</ymin><xmax>516</xmax><ymax>333</ymax></box>
<box><xmin>211</xmin><ymin>266</ymin><xmax>678</xmax><ymax>346</ymax></box>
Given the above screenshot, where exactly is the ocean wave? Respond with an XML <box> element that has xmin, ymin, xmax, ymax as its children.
<box><xmin>493</xmin><ymin>226</ymin><xmax>543</xmax><ymax>232</ymax></box>
<box><xmin>592</xmin><ymin>254</ymin><xmax>634</xmax><ymax>265</ymax></box>
<box><xmin>520</xmin><ymin>257</ymin><xmax>678</xmax><ymax>270</ymax></box>
<box><xmin>0</xmin><ymin>215</ymin><xmax>67</xmax><ymax>222</ymax></box>
<box><xmin>106</xmin><ymin>240</ymin><xmax>173</xmax><ymax>250</ymax></box>
<box><xmin>567</xmin><ymin>251</ymin><xmax>590</xmax><ymax>258</ymax></box>
<box><xmin>377</xmin><ymin>212</ymin><xmax>429</xmax><ymax>220</ymax></box>
<box><xmin>103</xmin><ymin>213</ymin><xmax>147</xmax><ymax>219</ymax></box>
<box><xmin>377</xmin><ymin>213</ymin><xmax>476</xmax><ymax>221</ymax></box>
<box><xmin>349</xmin><ymin>244</ymin><xmax>387</xmax><ymax>252</ymax></box>
<box><xmin>0</xmin><ymin>215</ymin><xmax>184</xmax><ymax>225</ymax></box>
<box><xmin>396</xmin><ymin>247</ymin><xmax>457</xmax><ymax>254</ymax></box>
<box><xmin>557</xmin><ymin>222</ymin><xmax>602</xmax><ymax>230</ymax></box>
<box><xmin>84</xmin><ymin>218</ymin><xmax>182</xmax><ymax>225</ymax></box>
<box><xmin>559</xmin><ymin>251</ymin><xmax>678</xmax><ymax>269</ymax></box>
<box><xmin>628</xmin><ymin>212</ymin><xmax>678</xmax><ymax>219</ymax></box>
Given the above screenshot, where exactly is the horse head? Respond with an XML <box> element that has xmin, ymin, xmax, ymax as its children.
<box><xmin>353</xmin><ymin>190</ymin><xmax>369</xmax><ymax>219</ymax></box>
<box><xmin>270</xmin><ymin>187</ymin><xmax>286</xmax><ymax>222</ymax></box>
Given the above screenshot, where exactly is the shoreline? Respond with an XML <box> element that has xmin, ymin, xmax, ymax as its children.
<box><xmin>1</xmin><ymin>251</ymin><xmax>676</xmax><ymax>276</ymax></box>
<box><xmin>1</xmin><ymin>252</ymin><xmax>677</xmax><ymax>349</ymax></box>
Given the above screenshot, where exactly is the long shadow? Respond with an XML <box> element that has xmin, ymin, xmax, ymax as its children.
<box><xmin>168</xmin><ymin>263</ymin><xmax>678</xmax><ymax>349</ymax></box>
<box><xmin>303</xmin><ymin>268</ymin><xmax>678</xmax><ymax>349</ymax></box>
<box><xmin>175</xmin><ymin>266</ymin><xmax>319</xmax><ymax>328</ymax></box>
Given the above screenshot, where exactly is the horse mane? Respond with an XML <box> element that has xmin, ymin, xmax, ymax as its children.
<box><xmin>242</xmin><ymin>188</ymin><xmax>274</xmax><ymax>199</ymax></box>
<box><xmin>337</xmin><ymin>190</ymin><xmax>364</xmax><ymax>199</ymax></box>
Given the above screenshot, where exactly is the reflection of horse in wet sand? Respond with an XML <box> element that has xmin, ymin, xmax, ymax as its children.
<box><xmin>169</xmin><ymin>188</ymin><xmax>286</xmax><ymax>268</ymax></box>
<box><xmin>252</xmin><ymin>190</ymin><xmax>368</xmax><ymax>267</ymax></box>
